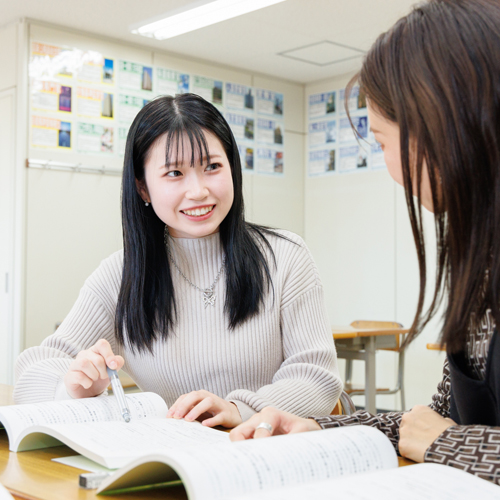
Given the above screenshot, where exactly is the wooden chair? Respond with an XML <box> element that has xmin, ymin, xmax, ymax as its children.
<box><xmin>331</xmin><ymin>390</ymin><xmax>357</xmax><ymax>415</ymax></box>
<box><xmin>344</xmin><ymin>320</ymin><xmax>407</xmax><ymax>410</ymax></box>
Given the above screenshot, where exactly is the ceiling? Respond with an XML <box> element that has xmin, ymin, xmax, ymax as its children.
<box><xmin>0</xmin><ymin>0</ymin><xmax>418</xmax><ymax>84</ymax></box>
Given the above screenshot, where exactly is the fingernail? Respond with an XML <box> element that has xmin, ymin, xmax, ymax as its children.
<box><xmin>185</xmin><ymin>413</ymin><xmax>193</xmax><ymax>421</ymax></box>
<box><xmin>174</xmin><ymin>411</ymin><xmax>181</xmax><ymax>418</ymax></box>
<box><xmin>110</xmin><ymin>361</ymin><xmax>116</xmax><ymax>369</ymax></box>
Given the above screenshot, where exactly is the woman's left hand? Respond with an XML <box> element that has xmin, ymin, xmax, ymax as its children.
<box><xmin>166</xmin><ymin>390</ymin><xmax>242</xmax><ymax>428</ymax></box>
<box><xmin>399</xmin><ymin>405</ymin><xmax>456</xmax><ymax>462</ymax></box>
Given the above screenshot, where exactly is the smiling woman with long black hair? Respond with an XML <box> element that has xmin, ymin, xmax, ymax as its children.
<box><xmin>13</xmin><ymin>93</ymin><xmax>341</xmax><ymax>428</ymax></box>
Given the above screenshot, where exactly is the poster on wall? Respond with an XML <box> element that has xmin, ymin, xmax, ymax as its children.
<box><xmin>192</xmin><ymin>75</ymin><xmax>223</xmax><ymax>106</ymax></box>
<box><xmin>308</xmin><ymin>148</ymin><xmax>336</xmax><ymax>176</ymax></box>
<box><xmin>76</xmin><ymin>87</ymin><xmax>114</xmax><ymax>119</ymax></box>
<box><xmin>338</xmin><ymin>144</ymin><xmax>369</xmax><ymax>173</ymax></box>
<box><xmin>256</xmin><ymin>118</ymin><xmax>284</xmax><ymax>146</ymax></box>
<box><xmin>30</xmin><ymin>42</ymin><xmax>75</xmax><ymax>80</ymax></box>
<box><xmin>226</xmin><ymin>112</ymin><xmax>254</xmax><ymax>143</ymax></box>
<box><xmin>238</xmin><ymin>145</ymin><xmax>254</xmax><ymax>171</ymax></box>
<box><xmin>308</xmin><ymin>120</ymin><xmax>336</xmax><ymax>147</ymax></box>
<box><xmin>156</xmin><ymin>68</ymin><xmax>189</xmax><ymax>96</ymax></box>
<box><xmin>77</xmin><ymin>123</ymin><xmax>114</xmax><ymax>154</ymax></box>
<box><xmin>308</xmin><ymin>91</ymin><xmax>336</xmax><ymax>119</ymax></box>
<box><xmin>77</xmin><ymin>53</ymin><xmax>114</xmax><ymax>85</ymax></box>
<box><xmin>256</xmin><ymin>147</ymin><xmax>284</xmax><ymax>175</ymax></box>
<box><xmin>118</xmin><ymin>94</ymin><xmax>148</xmax><ymax>125</ymax></box>
<box><xmin>119</xmin><ymin>60</ymin><xmax>153</xmax><ymax>93</ymax></box>
<box><xmin>339</xmin><ymin>86</ymin><xmax>367</xmax><ymax>115</ymax></box>
<box><xmin>256</xmin><ymin>89</ymin><xmax>283</xmax><ymax>116</ymax></box>
<box><xmin>339</xmin><ymin>116</ymin><xmax>368</xmax><ymax>143</ymax></box>
<box><xmin>32</xmin><ymin>82</ymin><xmax>72</xmax><ymax>113</ymax></box>
<box><xmin>31</xmin><ymin>116</ymin><xmax>72</xmax><ymax>149</ymax></box>
<box><xmin>225</xmin><ymin>83</ymin><xmax>254</xmax><ymax>112</ymax></box>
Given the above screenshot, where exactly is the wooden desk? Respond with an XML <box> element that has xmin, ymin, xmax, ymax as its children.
<box><xmin>0</xmin><ymin>382</ymin><xmax>414</xmax><ymax>499</ymax></box>
<box><xmin>332</xmin><ymin>325</ymin><xmax>409</xmax><ymax>414</ymax></box>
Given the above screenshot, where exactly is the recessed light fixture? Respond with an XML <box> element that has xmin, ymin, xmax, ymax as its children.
<box><xmin>131</xmin><ymin>0</ymin><xmax>287</xmax><ymax>40</ymax></box>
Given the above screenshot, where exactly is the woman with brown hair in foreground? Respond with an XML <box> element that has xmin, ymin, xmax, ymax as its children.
<box><xmin>231</xmin><ymin>0</ymin><xmax>500</xmax><ymax>485</ymax></box>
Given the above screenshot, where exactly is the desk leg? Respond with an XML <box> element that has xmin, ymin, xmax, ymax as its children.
<box><xmin>365</xmin><ymin>336</ymin><xmax>376</xmax><ymax>414</ymax></box>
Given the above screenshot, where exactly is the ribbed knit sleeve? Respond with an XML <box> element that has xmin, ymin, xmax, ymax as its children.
<box><xmin>13</xmin><ymin>252</ymin><xmax>122</xmax><ymax>404</ymax></box>
<box><xmin>225</xmin><ymin>232</ymin><xmax>342</xmax><ymax>420</ymax></box>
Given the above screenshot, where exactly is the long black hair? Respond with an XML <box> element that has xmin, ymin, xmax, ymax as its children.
<box><xmin>348</xmin><ymin>0</ymin><xmax>500</xmax><ymax>352</ymax></box>
<box><xmin>116</xmin><ymin>93</ymin><xmax>278</xmax><ymax>352</ymax></box>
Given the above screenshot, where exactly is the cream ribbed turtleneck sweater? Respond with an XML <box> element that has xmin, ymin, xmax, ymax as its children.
<box><xmin>14</xmin><ymin>230</ymin><xmax>341</xmax><ymax>421</ymax></box>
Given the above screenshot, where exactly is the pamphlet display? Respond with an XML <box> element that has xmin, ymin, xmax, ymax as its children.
<box><xmin>29</xmin><ymin>40</ymin><xmax>286</xmax><ymax>175</ymax></box>
<box><xmin>307</xmin><ymin>86</ymin><xmax>385</xmax><ymax>176</ymax></box>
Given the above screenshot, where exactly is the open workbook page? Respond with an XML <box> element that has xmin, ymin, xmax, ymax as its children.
<box><xmin>225</xmin><ymin>463</ymin><xmax>500</xmax><ymax>500</ymax></box>
<box><xmin>0</xmin><ymin>392</ymin><xmax>167</xmax><ymax>450</ymax></box>
<box><xmin>0</xmin><ymin>392</ymin><xmax>230</xmax><ymax>468</ymax></box>
<box><xmin>98</xmin><ymin>426</ymin><xmax>398</xmax><ymax>500</ymax></box>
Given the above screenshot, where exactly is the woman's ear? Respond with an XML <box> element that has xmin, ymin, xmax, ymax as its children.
<box><xmin>135</xmin><ymin>179</ymin><xmax>150</xmax><ymax>204</ymax></box>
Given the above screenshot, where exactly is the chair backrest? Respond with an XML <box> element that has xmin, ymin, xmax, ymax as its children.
<box><xmin>330</xmin><ymin>391</ymin><xmax>356</xmax><ymax>416</ymax></box>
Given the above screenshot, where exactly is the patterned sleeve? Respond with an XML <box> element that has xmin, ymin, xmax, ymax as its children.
<box><xmin>424</xmin><ymin>362</ymin><xmax>500</xmax><ymax>486</ymax></box>
<box><xmin>312</xmin><ymin>358</ymin><xmax>453</xmax><ymax>454</ymax></box>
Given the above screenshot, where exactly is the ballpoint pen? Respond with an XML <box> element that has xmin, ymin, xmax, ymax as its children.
<box><xmin>106</xmin><ymin>367</ymin><xmax>131</xmax><ymax>423</ymax></box>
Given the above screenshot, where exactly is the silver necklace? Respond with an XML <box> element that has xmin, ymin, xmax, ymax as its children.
<box><xmin>165</xmin><ymin>228</ymin><xmax>225</xmax><ymax>308</ymax></box>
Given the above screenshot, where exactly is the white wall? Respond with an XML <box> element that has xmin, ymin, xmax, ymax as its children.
<box><xmin>0</xmin><ymin>20</ymin><xmax>27</xmax><ymax>384</ymax></box>
<box><xmin>305</xmin><ymin>74</ymin><xmax>446</xmax><ymax>411</ymax></box>
<box><xmin>24</xmin><ymin>23</ymin><xmax>305</xmax><ymax>349</ymax></box>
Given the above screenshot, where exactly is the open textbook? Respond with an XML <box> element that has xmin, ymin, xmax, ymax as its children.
<box><xmin>97</xmin><ymin>426</ymin><xmax>500</xmax><ymax>499</ymax></box>
<box><xmin>0</xmin><ymin>392</ymin><xmax>229</xmax><ymax>468</ymax></box>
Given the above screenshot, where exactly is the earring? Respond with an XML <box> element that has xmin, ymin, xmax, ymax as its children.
<box><xmin>145</xmin><ymin>201</ymin><xmax>150</xmax><ymax>207</ymax></box>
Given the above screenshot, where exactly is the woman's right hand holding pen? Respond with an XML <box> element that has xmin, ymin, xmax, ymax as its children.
<box><xmin>64</xmin><ymin>339</ymin><xmax>124</xmax><ymax>398</ymax></box>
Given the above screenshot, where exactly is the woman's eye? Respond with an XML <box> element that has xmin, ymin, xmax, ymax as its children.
<box><xmin>166</xmin><ymin>170</ymin><xmax>182</xmax><ymax>177</ymax></box>
<box><xmin>206</xmin><ymin>163</ymin><xmax>221</xmax><ymax>172</ymax></box>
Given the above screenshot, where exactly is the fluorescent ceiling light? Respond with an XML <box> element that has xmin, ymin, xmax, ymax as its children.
<box><xmin>131</xmin><ymin>0</ymin><xmax>287</xmax><ymax>40</ymax></box>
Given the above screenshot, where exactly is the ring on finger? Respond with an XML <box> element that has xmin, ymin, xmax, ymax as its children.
<box><xmin>255</xmin><ymin>422</ymin><xmax>273</xmax><ymax>434</ymax></box>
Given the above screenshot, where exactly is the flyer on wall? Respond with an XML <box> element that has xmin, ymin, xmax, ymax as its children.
<box><xmin>256</xmin><ymin>89</ymin><xmax>283</xmax><ymax>116</ymax></box>
<box><xmin>338</xmin><ymin>144</ymin><xmax>369</xmax><ymax>173</ymax></box>
<box><xmin>119</xmin><ymin>60</ymin><xmax>154</xmax><ymax>93</ymax></box>
<box><xmin>256</xmin><ymin>118</ymin><xmax>284</xmax><ymax>147</ymax></box>
<box><xmin>225</xmin><ymin>83</ymin><xmax>255</xmax><ymax>112</ymax></box>
<box><xmin>308</xmin><ymin>148</ymin><xmax>336</xmax><ymax>176</ymax></box>
<box><xmin>32</xmin><ymin>82</ymin><xmax>72</xmax><ymax>114</ymax></box>
<box><xmin>77</xmin><ymin>53</ymin><xmax>114</xmax><ymax>85</ymax></box>
<box><xmin>308</xmin><ymin>120</ymin><xmax>336</xmax><ymax>147</ymax></box>
<box><xmin>308</xmin><ymin>91</ymin><xmax>336</xmax><ymax>119</ymax></box>
<box><xmin>30</xmin><ymin>42</ymin><xmax>76</xmax><ymax>80</ymax></box>
<box><xmin>226</xmin><ymin>112</ymin><xmax>255</xmax><ymax>144</ymax></box>
<box><xmin>238</xmin><ymin>144</ymin><xmax>254</xmax><ymax>172</ymax></box>
<box><xmin>339</xmin><ymin>115</ymin><xmax>368</xmax><ymax>143</ymax></box>
<box><xmin>192</xmin><ymin>75</ymin><xmax>223</xmax><ymax>106</ymax></box>
<box><xmin>156</xmin><ymin>68</ymin><xmax>189</xmax><ymax>96</ymax></box>
<box><xmin>77</xmin><ymin>123</ymin><xmax>114</xmax><ymax>154</ymax></box>
<box><xmin>256</xmin><ymin>147</ymin><xmax>284</xmax><ymax>175</ymax></box>
<box><xmin>31</xmin><ymin>116</ymin><xmax>72</xmax><ymax>149</ymax></box>
<box><xmin>118</xmin><ymin>94</ymin><xmax>149</xmax><ymax>125</ymax></box>
<box><xmin>76</xmin><ymin>87</ymin><xmax>113</xmax><ymax>120</ymax></box>
<box><xmin>339</xmin><ymin>86</ymin><xmax>367</xmax><ymax>115</ymax></box>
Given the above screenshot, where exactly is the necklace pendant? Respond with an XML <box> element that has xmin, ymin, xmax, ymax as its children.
<box><xmin>203</xmin><ymin>289</ymin><xmax>216</xmax><ymax>308</ymax></box>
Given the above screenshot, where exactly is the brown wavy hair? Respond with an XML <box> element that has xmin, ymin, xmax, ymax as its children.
<box><xmin>348</xmin><ymin>0</ymin><xmax>500</xmax><ymax>352</ymax></box>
